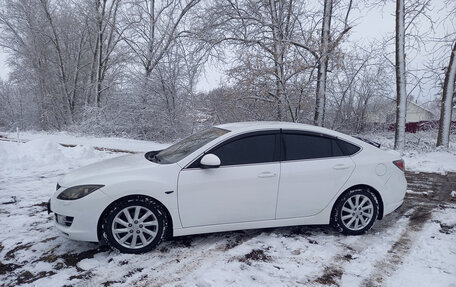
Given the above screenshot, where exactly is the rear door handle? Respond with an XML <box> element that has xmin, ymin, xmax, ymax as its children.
<box><xmin>258</xmin><ymin>172</ymin><xmax>277</xmax><ymax>178</ymax></box>
<box><xmin>333</xmin><ymin>164</ymin><xmax>350</xmax><ymax>170</ymax></box>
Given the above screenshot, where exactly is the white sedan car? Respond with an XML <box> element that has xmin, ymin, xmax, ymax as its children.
<box><xmin>48</xmin><ymin>122</ymin><xmax>406</xmax><ymax>253</ymax></box>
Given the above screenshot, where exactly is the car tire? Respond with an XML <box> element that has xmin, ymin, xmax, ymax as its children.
<box><xmin>102</xmin><ymin>197</ymin><xmax>168</xmax><ymax>254</ymax></box>
<box><xmin>331</xmin><ymin>188</ymin><xmax>379</xmax><ymax>235</ymax></box>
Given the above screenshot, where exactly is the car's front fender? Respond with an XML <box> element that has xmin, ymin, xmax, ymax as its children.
<box><xmin>99</xmin><ymin>170</ymin><xmax>181</xmax><ymax>229</ymax></box>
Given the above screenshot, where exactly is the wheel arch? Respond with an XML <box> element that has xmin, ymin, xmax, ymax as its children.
<box><xmin>333</xmin><ymin>184</ymin><xmax>384</xmax><ymax>220</ymax></box>
<box><xmin>97</xmin><ymin>194</ymin><xmax>174</xmax><ymax>242</ymax></box>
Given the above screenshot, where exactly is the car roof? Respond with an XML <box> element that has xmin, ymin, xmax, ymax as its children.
<box><xmin>214</xmin><ymin>121</ymin><xmax>375</xmax><ymax>151</ymax></box>
<box><xmin>216</xmin><ymin>121</ymin><xmax>333</xmax><ymax>135</ymax></box>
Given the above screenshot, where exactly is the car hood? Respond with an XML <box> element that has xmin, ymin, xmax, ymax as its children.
<box><xmin>58</xmin><ymin>153</ymin><xmax>157</xmax><ymax>187</ymax></box>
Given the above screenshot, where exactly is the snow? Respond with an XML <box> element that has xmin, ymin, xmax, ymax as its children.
<box><xmin>406</xmin><ymin>189</ymin><xmax>433</xmax><ymax>195</ymax></box>
<box><xmin>0</xmin><ymin>131</ymin><xmax>455</xmax><ymax>286</ymax></box>
<box><xmin>386</xmin><ymin>208</ymin><xmax>456</xmax><ymax>287</ymax></box>
<box><xmin>4</xmin><ymin>130</ymin><xmax>169</xmax><ymax>152</ymax></box>
<box><xmin>404</xmin><ymin>151</ymin><xmax>456</xmax><ymax>174</ymax></box>
<box><xmin>358</xmin><ymin>130</ymin><xmax>456</xmax><ymax>174</ymax></box>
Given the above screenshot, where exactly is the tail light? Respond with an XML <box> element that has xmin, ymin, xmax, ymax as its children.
<box><xmin>393</xmin><ymin>159</ymin><xmax>405</xmax><ymax>172</ymax></box>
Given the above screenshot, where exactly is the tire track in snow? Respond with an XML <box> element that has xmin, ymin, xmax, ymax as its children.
<box><xmin>360</xmin><ymin>171</ymin><xmax>456</xmax><ymax>287</ymax></box>
<box><xmin>308</xmin><ymin>206</ymin><xmax>412</xmax><ymax>287</ymax></box>
<box><xmin>311</xmin><ymin>171</ymin><xmax>456</xmax><ymax>287</ymax></box>
<box><xmin>360</xmin><ymin>205</ymin><xmax>434</xmax><ymax>287</ymax></box>
<box><xmin>102</xmin><ymin>231</ymin><xmax>261</xmax><ymax>287</ymax></box>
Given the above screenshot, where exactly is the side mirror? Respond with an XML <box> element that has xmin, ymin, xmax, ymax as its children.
<box><xmin>200</xmin><ymin>154</ymin><xmax>221</xmax><ymax>168</ymax></box>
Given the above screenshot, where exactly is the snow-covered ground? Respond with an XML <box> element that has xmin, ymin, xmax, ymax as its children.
<box><xmin>0</xmin><ymin>131</ymin><xmax>455</xmax><ymax>286</ymax></box>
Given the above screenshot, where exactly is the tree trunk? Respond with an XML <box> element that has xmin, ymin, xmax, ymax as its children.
<box><xmin>314</xmin><ymin>0</ymin><xmax>333</xmax><ymax>127</ymax></box>
<box><xmin>145</xmin><ymin>0</ymin><xmax>155</xmax><ymax>78</ymax></box>
<box><xmin>437</xmin><ymin>41</ymin><xmax>456</xmax><ymax>147</ymax></box>
<box><xmin>95</xmin><ymin>0</ymin><xmax>106</xmax><ymax>108</ymax></box>
<box><xmin>394</xmin><ymin>0</ymin><xmax>407</xmax><ymax>150</ymax></box>
<box><xmin>40</xmin><ymin>0</ymin><xmax>73</xmax><ymax>125</ymax></box>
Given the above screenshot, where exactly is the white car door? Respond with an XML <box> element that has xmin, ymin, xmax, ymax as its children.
<box><xmin>276</xmin><ymin>132</ymin><xmax>356</xmax><ymax>219</ymax></box>
<box><xmin>178</xmin><ymin>132</ymin><xmax>280</xmax><ymax>228</ymax></box>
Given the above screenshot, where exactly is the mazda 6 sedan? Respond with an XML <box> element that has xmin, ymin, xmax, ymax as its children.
<box><xmin>48</xmin><ymin>122</ymin><xmax>407</xmax><ymax>253</ymax></box>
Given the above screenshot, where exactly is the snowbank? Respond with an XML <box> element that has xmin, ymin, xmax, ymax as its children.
<box><xmin>357</xmin><ymin>130</ymin><xmax>456</xmax><ymax>174</ymax></box>
<box><xmin>0</xmin><ymin>139</ymin><xmax>116</xmax><ymax>179</ymax></box>
<box><xmin>4</xmin><ymin>130</ymin><xmax>168</xmax><ymax>152</ymax></box>
<box><xmin>403</xmin><ymin>151</ymin><xmax>456</xmax><ymax>174</ymax></box>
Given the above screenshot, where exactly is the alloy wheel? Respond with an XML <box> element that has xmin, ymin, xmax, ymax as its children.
<box><xmin>111</xmin><ymin>206</ymin><xmax>158</xmax><ymax>249</ymax></box>
<box><xmin>340</xmin><ymin>194</ymin><xmax>374</xmax><ymax>231</ymax></box>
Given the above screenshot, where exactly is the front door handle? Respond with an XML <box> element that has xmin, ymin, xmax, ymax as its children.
<box><xmin>333</xmin><ymin>164</ymin><xmax>350</xmax><ymax>170</ymax></box>
<box><xmin>258</xmin><ymin>172</ymin><xmax>277</xmax><ymax>178</ymax></box>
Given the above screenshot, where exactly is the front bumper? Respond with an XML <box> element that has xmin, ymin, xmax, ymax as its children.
<box><xmin>49</xmin><ymin>186</ymin><xmax>112</xmax><ymax>242</ymax></box>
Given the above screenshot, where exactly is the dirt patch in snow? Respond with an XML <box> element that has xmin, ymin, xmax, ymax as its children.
<box><xmin>60</xmin><ymin>246</ymin><xmax>110</xmax><ymax>271</ymax></box>
<box><xmin>0</xmin><ymin>261</ymin><xmax>22</xmax><ymax>275</ymax></box>
<box><xmin>16</xmin><ymin>270</ymin><xmax>56</xmax><ymax>285</ymax></box>
<box><xmin>5</xmin><ymin>243</ymin><xmax>33</xmax><ymax>260</ymax></box>
<box><xmin>315</xmin><ymin>266</ymin><xmax>343</xmax><ymax>286</ymax></box>
<box><xmin>238</xmin><ymin>248</ymin><xmax>272</xmax><ymax>265</ymax></box>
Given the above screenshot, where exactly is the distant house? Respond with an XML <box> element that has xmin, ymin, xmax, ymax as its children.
<box><xmin>367</xmin><ymin>100</ymin><xmax>435</xmax><ymax>124</ymax></box>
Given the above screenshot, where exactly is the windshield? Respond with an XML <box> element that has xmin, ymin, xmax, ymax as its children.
<box><xmin>148</xmin><ymin>127</ymin><xmax>230</xmax><ymax>164</ymax></box>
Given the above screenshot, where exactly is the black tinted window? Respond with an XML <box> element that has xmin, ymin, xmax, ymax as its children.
<box><xmin>283</xmin><ymin>134</ymin><xmax>344</xmax><ymax>160</ymax></box>
<box><xmin>211</xmin><ymin>134</ymin><xmax>277</xmax><ymax>166</ymax></box>
<box><xmin>337</xmin><ymin>139</ymin><xmax>361</xmax><ymax>155</ymax></box>
<box><xmin>332</xmin><ymin>140</ymin><xmax>345</xmax><ymax>156</ymax></box>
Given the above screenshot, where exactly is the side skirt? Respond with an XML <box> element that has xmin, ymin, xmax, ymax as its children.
<box><xmin>173</xmin><ymin>210</ymin><xmax>331</xmax><ymax>237</ymax></box>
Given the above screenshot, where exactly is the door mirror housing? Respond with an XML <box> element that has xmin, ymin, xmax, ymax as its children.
<box><xmin>200</xmin><ymin>154</ymin><xmax>221</xmax><ymax>168</ymax></box>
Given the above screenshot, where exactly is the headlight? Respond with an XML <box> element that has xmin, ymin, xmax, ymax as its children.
<box><xmin>57</xmin><ymin>185</ymin><xmax>104</xmax><ymax>200</ymax></box>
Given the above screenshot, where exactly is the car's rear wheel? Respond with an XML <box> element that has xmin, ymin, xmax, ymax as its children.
<box><xmin>102</xmin><ymin>197</ymin><xmax>168</xmax><ymax>253</ymax></box>
<box><xmin>331</xmin><ymin>188</ymin><xmax>379</xmax><ymax>235</ymax></box>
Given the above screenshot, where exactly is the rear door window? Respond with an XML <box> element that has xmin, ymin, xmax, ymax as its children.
<box><xmin>282</xmin><ymin>133</ymin><xmax>346</xmax><ymax>160</ymax></box>
<box><xmin>336</xmin><ymin>139</ymin><xmax>361</xmax><ymax>155</ymax></box>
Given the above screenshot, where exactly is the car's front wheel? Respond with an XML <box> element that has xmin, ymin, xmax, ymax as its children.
<box><xmin>331</xmin><ymin>189</ymin><xmax>379</xmax><ymax>235</ymax></box>
<box><xmin>102</xmin><ymin>197</ymin><xmax>168</xmax><ymax>253</ymax></box>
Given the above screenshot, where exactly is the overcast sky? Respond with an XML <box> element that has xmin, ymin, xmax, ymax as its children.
<box><xmin>196</xmin><ymin>1</ymin><xmax>398</xmax><ymax>92</ymax></box>
<box><xmin>196</xmin><ymin>0</ymin><xmax>448</xmax><ymax>106</ymax></box>
<box><xmin>0</xmin><ymin>0</ymin><xmax>448</xmax><ymax>103</ymax></box>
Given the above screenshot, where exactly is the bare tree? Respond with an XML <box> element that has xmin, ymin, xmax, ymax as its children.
<box><xmin>314</xmin><ymin>0</ymin><xmax>333</xmax><ymax>126</ymax></box>
<box><xmin>391</xmin><ymin>0</ymin><xmax>432</xmax><ymax>149</ymax></box>
<box><xmin>199</xmin><ymin>0</ymin><xmax>302</xmax><ymax>121</ymax></box>
<box><xmin>40</xmin><ymin>0</ymin><xmax>74</xmax><ymax>124</ymax></box>
<box><xmin>435</xmin><ymin>1</ymin><xmax>456</xmax><ymax>147</ymax></box>
<box><xmin>120</xmin><ymin>0</ymin><xmax>201</xmax><ymax>77</ymax></box>
<box><xmin>0</xmin><ymin>0</ymin><xmax>85</xmax><ymax>128</ymax></box>
<box><xmin>436</xmin><ymin>41</ymin><xmax>456</xmax><ymax>147</ymax></box>
<box><xmin>0</xmin><ymin>0</ymin><xmax>451</xmax><ymax>144</ymax></box>
<box><xmin>93</xmin><ymin>0</ymin><xmax>122</xmax><ymax>107</ymax></box>
<box><xmin>394</xmin><ymin>0</ymin><xmax>407</xmax><ymax>150</ymax></box>
<box><xmin>328</xmin><ymin>44</ymin><xmax>393</xmax><ymax>132</ymax></box>
<box><xmin>307</xmin><ymin>0</ymin><xmax>353</xmax><ymax>126</ymax></box>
